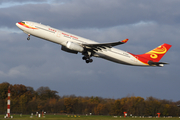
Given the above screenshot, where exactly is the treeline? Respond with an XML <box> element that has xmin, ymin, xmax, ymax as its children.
<box><xmin>0</xmin><ymin>82</ymin><xmax>180</xmax><ymax>116</ymax></box>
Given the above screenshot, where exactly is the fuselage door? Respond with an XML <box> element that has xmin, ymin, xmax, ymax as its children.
<box><xmin>56</xmin><ymin>31</ymin><xmax>61</xmax><ymax>38</ymax></box>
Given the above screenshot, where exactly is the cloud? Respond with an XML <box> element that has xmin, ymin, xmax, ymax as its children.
<box><xmin>0</xmin><ymin>0</ymin><xmax>48</xmax><ymax>5</ymax></box>
<box><xmin>0</xmin><ymin>0</ymin><xmax>179</xmax><ymax>101</ymax></box>
<box><xmin>1</xmin><ymin>0</ymin><xmax>180</xmax><ymax>29</ymax></box>
<box><xmin>2</xmin><ymin>65</ymin><xmax>27</xmax><ymax>78</ymax></box>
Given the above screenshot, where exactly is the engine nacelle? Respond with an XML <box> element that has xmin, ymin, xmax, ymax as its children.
<box><xmin>66</xmin><ymin>41</ymin><xmax>84</xmax><ymax>52</ymax></box>
<box><xmin>61</xmin><ymin>46</ymin><xmax>78</xmax><ymax>54</ymax></box>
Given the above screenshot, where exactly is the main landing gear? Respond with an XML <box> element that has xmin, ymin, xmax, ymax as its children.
<box><xmin>82</xmin><ymin>56</ymin><xmax>93</xmax><ymax>63</ymax></box>
<box><xmin>27</xmin><ymin>34</ymin><xmax>30</xmax><ymax>40</ymax></box>
<box><xmin>82</xmin><ymin>51</ymin><xmax>93</xmax><ymax>63</ymax></box>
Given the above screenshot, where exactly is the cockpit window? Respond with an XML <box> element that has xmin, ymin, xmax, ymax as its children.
<box><xmin>21</xmin><ymin>22</ymin><xmax>25</xmax><ymax>24</ymax></box>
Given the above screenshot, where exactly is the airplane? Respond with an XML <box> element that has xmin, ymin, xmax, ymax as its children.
<box><xmin>16</xmin><ymin>21</ymin><xmax>172</xmax><ymax>67</ymax></box>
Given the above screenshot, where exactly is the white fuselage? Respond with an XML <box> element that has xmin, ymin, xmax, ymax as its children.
<box><xmin>16</xmin><ymin>21</ymin><xmax>146</xmax><ymax>66</ymax></box>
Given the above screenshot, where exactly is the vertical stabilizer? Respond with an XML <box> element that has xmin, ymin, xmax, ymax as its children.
<box><xmin>137</xmin><ymin>43</ymin><xmax>172</xmax><ymax>62</ymax></box>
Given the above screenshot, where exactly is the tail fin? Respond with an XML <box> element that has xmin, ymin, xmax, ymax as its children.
<box><xmin>137</xmin><ymin>43</ymin><xmax>172</xmax><ymax>62</ymax></box>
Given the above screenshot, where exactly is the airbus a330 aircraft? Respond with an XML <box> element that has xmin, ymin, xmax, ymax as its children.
<box><xmin>16</xmin><ymin>21</ymin><xmax>172</xmax><ymax>67</ymax></box>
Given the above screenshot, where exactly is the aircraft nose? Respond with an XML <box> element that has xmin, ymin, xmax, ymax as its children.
<box><xmin>16</xmin><ymin>23</ymin><xmax>19</xmax><ymax>29</ymax></box>
<box><xmin>16</xmin><ymin>22</ymin><xmax>20</xmax><ymax>27</ymax></box>
<box><xmin>16</xmin><ymin>22</ymin><xmax>24</xmax><ymax>30</ymax></box>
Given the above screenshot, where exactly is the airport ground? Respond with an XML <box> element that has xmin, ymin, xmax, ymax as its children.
<box><xmin>0</xmin><ymin>115</ymin><xmax>180</xmax><ymax>120</ymax></box>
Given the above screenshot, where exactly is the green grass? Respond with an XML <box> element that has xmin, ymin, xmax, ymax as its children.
<box><xmin>0</xmin><ymin>114</ymin><xmax>179</xmax><ymax>120</ymax></box>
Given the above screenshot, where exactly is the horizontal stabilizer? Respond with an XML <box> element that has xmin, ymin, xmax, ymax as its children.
<box><xmin>148</xmin><ymin>61</ymin><xmax>168</xmax><ymax>67</ymax></box>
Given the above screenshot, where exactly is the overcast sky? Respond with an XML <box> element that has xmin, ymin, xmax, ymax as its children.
<box><xmin>0</xmin><ymin>0</ymin><xmax>179</xmax><ymax>101</ymax></box>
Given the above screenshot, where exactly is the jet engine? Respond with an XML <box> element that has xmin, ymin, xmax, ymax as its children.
<box><xmin>66</xmin><ymin>41</ymin><xmax>84</xmax><ymax>52</ymax></box>
<box><xmin>61</xmin><ymin>46</ymin><xmax>78</xmax><ymax>54</ymax></box>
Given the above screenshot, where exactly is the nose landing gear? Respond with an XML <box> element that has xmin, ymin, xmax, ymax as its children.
<box><xmin>27</xmin><ymin>34</ymin><xmax>30</xmax><ymax>40</ymax></box>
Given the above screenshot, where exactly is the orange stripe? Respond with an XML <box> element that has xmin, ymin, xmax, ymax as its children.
<box><xmin>18</xmin><ymin>22</ymin><xmax>38</xmax><ymax>29</ymax></box>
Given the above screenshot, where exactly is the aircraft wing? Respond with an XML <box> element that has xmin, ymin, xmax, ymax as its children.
<box><xmin>82</xmin><ymin>39</ymin><xmax>128</xmax><ymax>51</ymax></box>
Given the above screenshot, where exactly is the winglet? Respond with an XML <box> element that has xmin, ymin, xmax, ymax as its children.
<box><xmin>121</xmin><ymin>39</ymin><xmax>129</xmax><ymax>43</ymax></box>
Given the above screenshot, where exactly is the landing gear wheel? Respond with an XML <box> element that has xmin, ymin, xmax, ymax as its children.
<box><xmin>27</xmin><ymin>34</ymin><xmax>30</xmax><ymax>40</ymax></box>
<box><xmin>85</xmin><ymin>59</ymin><xmax>93</xmax><ymax>63</ymax></box>
<box><xmin>82</xmin><ymin>56</ymin><xmax>87</xmax><ymax>60</ymax></box>
<box><xmin>89</xmin><ymin>59</ymin><xmax>93</xmax><ymax>63</ymax></box>
<box><xmin>86</xmin><ymin>60</ymin><xmax>89</xmax><ymax>63</ymax></box>
<box><xmin>82</xmin><ymin>51</ymin><xmax>94</xmax><ymax>63</ymax></box>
